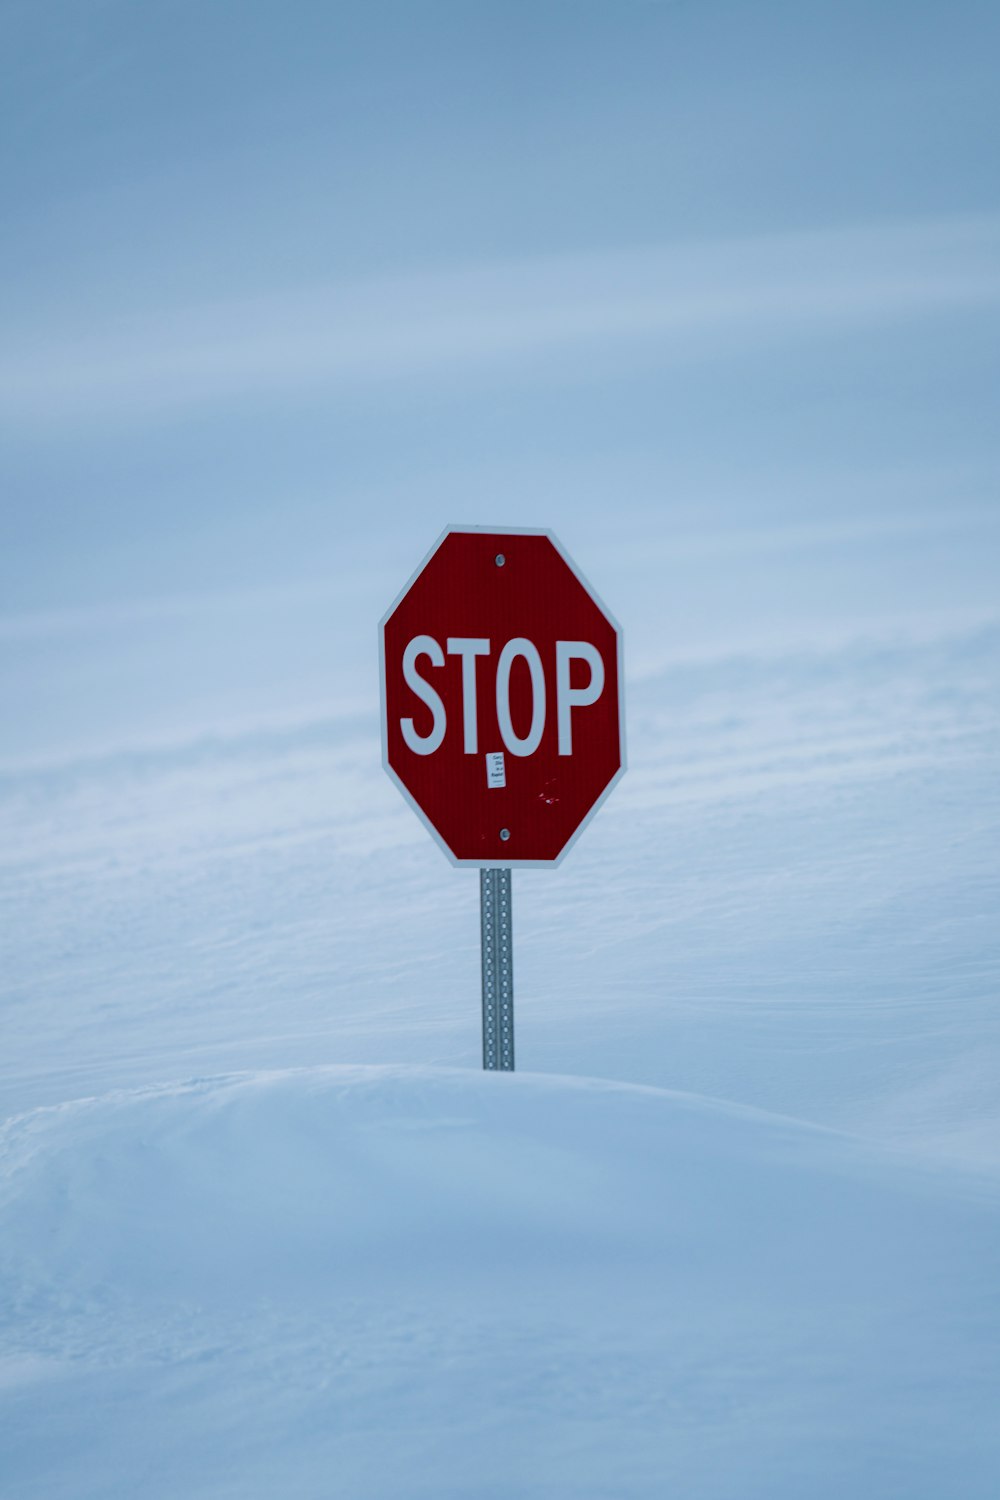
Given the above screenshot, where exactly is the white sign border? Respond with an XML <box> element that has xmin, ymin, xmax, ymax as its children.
<box><xmin>378</xmin><ymin>524</ymin><xmax>627</xmax><ymax>869</ymax></box>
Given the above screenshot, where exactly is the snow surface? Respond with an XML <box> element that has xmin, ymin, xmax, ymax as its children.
<box><xmin>2</xmin><ymin>1066</ymin><xmax>998</xmax><ymax>1500</ymax></box>
<box><xmin>3</xmin><ymin>513</ymin><xmax>999</xmax><ymax>1496</ymax></box>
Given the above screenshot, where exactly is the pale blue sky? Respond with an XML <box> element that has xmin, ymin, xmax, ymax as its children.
<box><xmin>2</xmin><ymin>0</ymin><xmax>998</xmax><ymax>758</ymax></box>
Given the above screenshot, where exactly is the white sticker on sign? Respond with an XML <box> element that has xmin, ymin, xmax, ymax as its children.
<box><xmin>486</xmin><ymin>751</ymin><xmax>506</xmax><ymax>789</ymax></box>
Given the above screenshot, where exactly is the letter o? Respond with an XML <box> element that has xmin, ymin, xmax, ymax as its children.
<box><xmin>496</xmin><ymin>638</ymin><xmax>546</xmax><ymax>757</ymax></box>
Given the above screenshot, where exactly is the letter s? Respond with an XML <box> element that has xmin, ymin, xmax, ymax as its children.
<box><xmin>401</xmin><ymin>635</ymin><xmax>446</xmax><ymax>754</ymax></box>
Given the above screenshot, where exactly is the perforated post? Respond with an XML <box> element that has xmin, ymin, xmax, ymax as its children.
<box><xmin>480</xmin><ymin>868</ymin><xmax>514</xmax><ymax>1071</ymax></box>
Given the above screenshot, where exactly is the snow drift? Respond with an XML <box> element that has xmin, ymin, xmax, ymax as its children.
<box><xmin>2</xmin><ymin>1065</ymin><xmax>997</xmax><ymax>1499</ymax></box>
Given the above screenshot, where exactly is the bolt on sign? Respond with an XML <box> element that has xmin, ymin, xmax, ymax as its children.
<box><xmin>379</xmin><ymin>526</ymin><xmax>625</xmax><ymax>1068</ymax></box>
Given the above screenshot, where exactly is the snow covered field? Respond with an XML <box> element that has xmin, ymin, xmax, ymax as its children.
<box><xmin>3</xmin><ymin>1068</ymin><xmax>998</xmax><ymax>1499</ymax></box>
<box><xmin>5</xmin><ymin>525</ymin><xmax>999</xmax><ymax>1157</ymax></box>
<box><xmin>3</xmin><ymin>3</ymin><xmax>1000</xmax><ymax>1496</ymax></box>
<box><xmin>3</xmin><ymin>500</ymin><xmax>998</xmax><ymax>1496</ymax></box>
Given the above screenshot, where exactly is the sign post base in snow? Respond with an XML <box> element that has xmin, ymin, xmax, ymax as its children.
<box><xmin>480</xmin><ymin>868</ymin><xmax>514</xmax><ymax>1070</ymax></box>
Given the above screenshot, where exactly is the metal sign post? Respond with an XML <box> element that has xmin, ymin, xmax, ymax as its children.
<box><xmin>480</xmin><ymin>868</ymin><xmax>514</xmax><ymax>1070</ymax></box>
<box><xmin>379</xmin><ymin>527</ymin><xmax>624</xmax><ymax>1072</ymax></box>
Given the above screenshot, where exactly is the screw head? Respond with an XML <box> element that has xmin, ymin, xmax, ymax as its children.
<box><xmin>499</xmin><ymin>828</ymin><xmax>511</xmax><ymax>841</ymax></box>
<box><xmin>495</xmin><ymin>553</ymin><xmax>506</xmax><ymax>567</ymax></box>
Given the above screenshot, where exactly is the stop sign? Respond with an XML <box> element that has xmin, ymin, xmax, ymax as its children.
<box><xmin>380</xmin><ymin>527</ymin><xmax>625</xmax><ymax>866</ymax></box>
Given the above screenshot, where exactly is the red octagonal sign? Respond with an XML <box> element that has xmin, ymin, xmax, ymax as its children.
<box><xmin>380</xmin><ymin>527</ymin><xmax>625</xmax><ymax>866</ymax></box>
